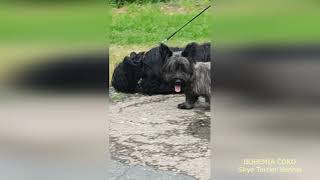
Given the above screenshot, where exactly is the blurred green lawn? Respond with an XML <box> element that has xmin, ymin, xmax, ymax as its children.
<box><xmin>0</xmin><ymin>3</ymin><xmax>107</xmax><ymax>46</ymax></box>
<box><xmin>214</xmin><ymin>0</ymin><xmax>320</xmax><ymax>44</ymax></box>
<box><xmin>1</xmin><ymin>0</ymin><xmax>320</xmax><ymax>82</ymax></box>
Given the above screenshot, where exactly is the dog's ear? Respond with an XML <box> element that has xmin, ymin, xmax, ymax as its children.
<box><xmin>182</xmin><ymin>42</ymin><xmax>198</xmax><ymax>58</ymax></box>
<box><xmin>129</xmin><ymin>52</ymin><xmax>137</xmax><ymax>58</ymax></box>
<box><xmin>159</xmin><ymin>43</ymin><xmax>172</xmax><ymax>61</ymax></box>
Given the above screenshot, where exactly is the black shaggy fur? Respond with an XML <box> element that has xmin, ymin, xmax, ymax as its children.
<box><xmin>138</xmin><ymin>46</ymin><xmax>183</xmax><ymax>94</ymax></box>
<box><xmin>111</xmin><ymin>42</ymin><xmax>211</xmax><ymax>95</ymax></box>
<box><xmin>182</xmin><ymin>42</ymin><xmax>211</xmax><ymax>62</ymax></box>
<box><xmin>111</xmin><ymin>51</ymin><xmax>145</xmax><ymax>93</ymax></box>
<box><xmin>160</xmin><ymin>43</ymin><xmax>211</xmax><ymax>109</ymax></box>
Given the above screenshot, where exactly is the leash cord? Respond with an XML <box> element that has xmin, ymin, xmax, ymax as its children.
<box><xmin>162</xmin><ymin>5</ymin><xmax>211</xmax><ymax>43</ymax></box>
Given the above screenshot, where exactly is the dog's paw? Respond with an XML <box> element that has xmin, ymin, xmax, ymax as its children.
<box><xmin>178</xmin><ymin>103</ymin><xmax>185</xmax><ymax>109</ymax></box>
<box><xmin>178</xmin><ymin>102</ymin><xmax>193</xmax><ymax>109</ymax></box>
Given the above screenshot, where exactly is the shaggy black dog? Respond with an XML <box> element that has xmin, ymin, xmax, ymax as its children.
<box><xmin>111</xmin><ymin>51</ymin><xmax>145</xmax><ymax>93</ymax></box>
<box><xmin>160</xmin><ymin>43</ymin><xmax>211</xmax><ymax>109</ymax></box>
<box><xmin>111</xmin><ymin>46</ymin><xmax>182</xmax><ymax>94</ymax></box>
<box><xmin>111</xmin><ymin>42</ymin><xmax>211</xmax><ymax>95</ymax></box>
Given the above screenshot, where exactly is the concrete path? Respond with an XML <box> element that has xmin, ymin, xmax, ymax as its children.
<box><xmin>109</xmin><ymin>90</ymin><xmax>211</xmax><ymax>180</ymax></box>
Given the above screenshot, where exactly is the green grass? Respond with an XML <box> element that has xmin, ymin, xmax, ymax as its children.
<box><xmin>213</xmin><ymin>0</ymin><xmax>320</xmax><ymax>44</ymax></box>
<box><xmin>110</xmin><ymin>2</ymin><xmax>211</xmax><ymax>45</ymax></box>
<box><xmin>0</xmin><ymin>3</ymin><xmax>107</xmax><ymax>46</ymax></box>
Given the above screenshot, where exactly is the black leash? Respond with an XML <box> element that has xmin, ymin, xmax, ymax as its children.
<box><xmin>162</xmin><ymin>5</ymin><xmax>211</xmax><ymax>43</ymax></box>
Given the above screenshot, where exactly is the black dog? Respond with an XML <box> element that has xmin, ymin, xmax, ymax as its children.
<box><xmin>111</xmin><ymin>42</ymin><xmax>211</xmax><ymax>95</ymax></box>
<box><xmin>182</xmin><ymin>42</ymin><xmax>211</xmax><ymax>62</ymax></box>
<box><xmin>111</xmin><ymin>51</ymin><xmax>145</xmax><ymax>93</ymax></box>
<box><xmin>111</xmin><ymin>46</ymin><xmax>182</xmax><ymax>95</ymax></box>
<box><xmin>160</xmin><ymin>43</ymin><xmax>211</xmax><ymax>109</ymax></box>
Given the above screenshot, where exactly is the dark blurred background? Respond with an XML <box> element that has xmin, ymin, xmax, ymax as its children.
<box><xmin>0</xmin><ymin>1</ymin><xmax>108</xmax><ymax>179</ymax></box>
<box><xmin>213</xmin><ymin>0</ymin><xmax>320</xmax><ymax>180</ymax></box>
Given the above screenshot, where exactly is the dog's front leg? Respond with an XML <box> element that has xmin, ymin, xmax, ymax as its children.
<box><xmin>178</xmin><ymin>93</ymin><xmax>198</xmax><ymax>109</ymax></box>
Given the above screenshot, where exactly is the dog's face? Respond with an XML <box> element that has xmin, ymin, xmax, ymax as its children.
<box><xmin>159</xmin><ymin>43</ymin><xmax>194</xmax><ymax>92</ymax></box>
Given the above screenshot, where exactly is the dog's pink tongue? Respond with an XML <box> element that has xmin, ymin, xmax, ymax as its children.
<box><xmin>174</xmin><ymin>85</ymin><xmax>181</xmax><ymax>92</ymax></box>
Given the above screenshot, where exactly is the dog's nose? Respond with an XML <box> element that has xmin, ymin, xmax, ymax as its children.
<box><xmin>175</xmin><ymin>79</ymin><xmax>182</xmax><ymax>85</ymax></box>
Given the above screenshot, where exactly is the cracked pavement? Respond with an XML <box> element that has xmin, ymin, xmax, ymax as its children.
<box><xmin>109</xmin><ymin>90</ymin><xmax>210</xmax><ymax>180</ymax></box>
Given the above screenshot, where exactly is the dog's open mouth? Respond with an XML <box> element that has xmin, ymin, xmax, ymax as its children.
<box><xmin>174</xmin><ymin>85</ymin><xmax>181</xmax><ymax>92</ymax></box>
<box><xmin>174</xmin><ymin>79</ymin><xmax>182</xmax><ymax>92</ymax></box>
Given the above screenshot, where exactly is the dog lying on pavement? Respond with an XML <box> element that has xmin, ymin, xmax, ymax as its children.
<box><xmin>111</xmin><ymin>42</ymin><xmax>211</xmax><ymax>95</ymax></box>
